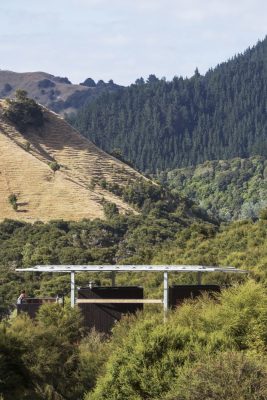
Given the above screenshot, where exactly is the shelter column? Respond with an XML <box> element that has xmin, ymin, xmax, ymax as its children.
<box><xmin>111</xmin><ymin>271</ymin><xmax>116</xmax><ymax>286</ymax></box>
<box><xmin>163</xmin><ymin>272</ymin><xmax>169</xmax><ymax>320</ymax></box>
<box><xmin>71</xmin><ymin>271</ymin><xmax>75</xmax><ymax>308</ymax></box>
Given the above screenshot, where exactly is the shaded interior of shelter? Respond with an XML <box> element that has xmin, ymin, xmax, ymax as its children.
<box><xmin>77</xmin><ymin>286</ymin><xmax>144</xmax><ymax>332</ymax></box>
<box><xmin>169</xmin><ymin>285</ymin><xmax>220</xmax><ymax>307</ymax></box>
<box><xmin>17</xmin><ymin>284</ymin><xmax>220</xmax><ymax>332</ymax></box>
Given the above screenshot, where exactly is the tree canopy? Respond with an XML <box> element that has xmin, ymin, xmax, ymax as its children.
<box><xmin>71</xmin><ymin>37</ymin><xmax>267</xmax><ymax>172</ymax></box>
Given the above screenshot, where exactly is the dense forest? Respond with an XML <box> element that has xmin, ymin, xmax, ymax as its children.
<box><xmin>70</xmin><ymin>36</ymin><xmax>267</xmax><ymax>172</ymax></box>
<box><xmin>0</xmin><ymin>180</ymin><xmax>214</xmax><ymax>315</ymax></box>
<box><xmin>1</xmin><ymin>181</ymin><xmax>267</xmax><ymax>399</ymax></box>
<box><xmin>1</xmin><ymin>281</ymin><xmax>267</xmax><ymax>400</ymax></box>
<box><xmin>158</xmin><ymin>156</ymin><xmax>267</xmax><ymax>221</ymax></box>
<box><xmin>1</xmin><ymin>212</ymin><xmax>267</xmax><ymax>399</ymax></box>
<box><xmin>1</xmin><ymin>214</ymin><xmax>267</xmax><ymax>315</ymax></box>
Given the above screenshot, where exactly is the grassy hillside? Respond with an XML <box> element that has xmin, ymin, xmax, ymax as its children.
<box><xmin>0</xmin><ymin>95</ymin><xmax>145</xmax><ymax>222</ymax></box>
<box><xmin>0</xmin><ymin>70</ymin><xmax>121</xmax><ymax>114</ymax></box>
<box><xmin>158</xmin><ymin>156</ymin><xmax>267</xmax><ymax>221</ymax></box>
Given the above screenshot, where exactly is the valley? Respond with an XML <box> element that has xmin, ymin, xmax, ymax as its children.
<box><xmin>0</xmin><ymin>32</ymin><xmax>266</xmax><ymax>400</ymax></box>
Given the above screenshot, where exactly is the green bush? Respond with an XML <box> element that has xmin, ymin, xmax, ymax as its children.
<box><xmin>8</xmin><ymin>194</ymin><xmax>18</xmax><ymax>211</ymax></box>
<box><xmin>6</xmin><ymin>304</ymin><xmax>84</xmax><ymax>400</ymax></box>
<box><xmin>164</xmin><ymin>352</ymin><xmax>267</xmax><ymax>400</ymax></box>
<box><xmin>86</xmin><ymin>281</ymin><xmax>267</xmax><ymax>400</ymax></box>
<box><xmin>4</xmin><ymin>90</ymin><xmax>44</xmax><ymax>131</ymax></box>
<box><xmin>103</xmin><ymin>201</ymin><xmax>119</xmax><ymax>219</ymax></box>
<box><xmin>259</xmin><ymin>207</ymin><xmax>267</xmax><ymax>220</ymax></box>
<box><xmin>48</xmin><ymin>161</ymin><xmax>60</xmax><ymax>172</ymax></box>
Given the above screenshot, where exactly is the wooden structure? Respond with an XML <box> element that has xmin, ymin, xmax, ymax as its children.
<box><xmin>169</xmin><ymin>285</ymin><xmax>220</xmax><ymax>307</ymax></box>
<box><xmin>17</xmin><ymin>297</ymin><xmax>58</xmax><ymax>318</ymax></box>
<box><xmin>16</xmin><ymin>265</ymin><xmax>248</xmax><ymax>323</ymax></box>
<box><xmin>77</xmin><ymin>286</ymin><xmax>143</xmax><ymax>332</ymax></box>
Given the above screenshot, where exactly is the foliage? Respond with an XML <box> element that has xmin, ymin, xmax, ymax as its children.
<box><xmin>48</xmin><ymin>161</ymin><xmax>60</xmax><ymax>172</ymax></box>
<box><xmin>38</xmin><ymin>79</ymin><xmax>55</xmax><ymax>89</ymax></box>
<box><xmin>1</xmin><ymin>304</ymin><xmax>107</xmax><ymax>400</ymax></box>
<box><xmin>259</xmin><ymin>207</ymin><xmax>267</xmax><ymax>220</ymax></box>
<box><xmin>153</xmin><ymin>219</ymin><xmax>267</xmax><ymax>284</ymax></box>
<box><xmin>0</xmin><ymin>326</ymin><xmax>31</xmax><ymax>400</ymax></box>
<box><xmin>0</xmin><ymin>182</ymin><xmax>209</xmax><ymax>310</ymax></box>
<box><xmin>71</xmin><ymin>37</ymin><xmax>267</xmax><ymax>172</ymax></box>
<box><xmin>80</xmin><ymin>78</ymin><xmax>96</xmax><ymax>87</ymax></box>
<box><xmin>78</xmin><ymin>329</ymin><xmax>109</xmax><ymax>391</ymax></box>
<box><xmin>3</xmin><ymin>90</ymin><xmax>44</xmax><ymax>131</ymax></box>
<box><xmin>0</xmin><ymin>210</ymin><xmax>266</xmax><ymax>400</ymax></box>
<box><xmin>163</xmin><ymin>351</ymin><xmax>267</xmax><ymax>400</ymax></box>
<box><xmin>158</xmin><ymin>156</ymin><xmax>267</xmax><ymax>221</ymax></box>
<box><xmin>86</xmin><ymin>281</ymin><xmax>267</xmax><ymax>400</ymax></box>
<box><xmin>102</xmin><ymin>201</ymin><xmax>119</xmax><ymax>219</ymax></box>
<box><xmin>8</xmin><ymin>194</ymin><xmax>18</xmax><ymax>211</ymax></box>
<box><xmin>1</xmin><ymin>202</ymin><xmax>267</xmax><ymax>313</ymax></box>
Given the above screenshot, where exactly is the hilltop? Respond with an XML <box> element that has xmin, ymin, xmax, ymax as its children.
<box><xmin>0</xmin><ymin>95</ymin><xmax>143</xmax><ymax>222</ymax></box>
<box><xmin>71</xmin><ymin>36</ymin><xmax>267</xmax><ymax>172</ymax></box>
<box><xmin>0</xmin><ymin>70</ymin><xmax>121</xmax><ymax>114</ymax></box>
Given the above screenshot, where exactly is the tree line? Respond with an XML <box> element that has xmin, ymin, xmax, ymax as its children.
<box><xmin>70</xmin><ymin>36</ymin><xmax>267</xmax><ymax>172</ymax></box>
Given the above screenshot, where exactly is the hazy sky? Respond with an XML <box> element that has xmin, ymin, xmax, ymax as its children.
<box><xmin>0</xmin><ymin>0</ymin><xmax>266</xmax><ymax>85</ymax></box>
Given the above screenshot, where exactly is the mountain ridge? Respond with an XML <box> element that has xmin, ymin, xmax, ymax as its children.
<box><xmin>0</xmin><ymin>70</ymin><xmax>122</xmax><ymax>115</ymax></box>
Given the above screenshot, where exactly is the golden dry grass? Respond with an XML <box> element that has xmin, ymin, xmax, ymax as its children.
<box><xmin>0</xmin><ymin>103</ymin><xmax>142</xmax><ymax>222</ymax></box>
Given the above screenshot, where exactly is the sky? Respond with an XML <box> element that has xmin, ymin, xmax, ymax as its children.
<box><xmin>0</xmin><ymin>0</ymin><xmax>266</xmax><ymax>85</ymax></box>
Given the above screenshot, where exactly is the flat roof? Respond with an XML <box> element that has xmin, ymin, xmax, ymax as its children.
<box><xmin>16</xmin><ymin>265</ymin><xmax>248</xmax><ymax>273</ymax></box>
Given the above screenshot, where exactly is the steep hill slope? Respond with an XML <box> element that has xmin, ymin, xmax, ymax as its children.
<box><xmin>0</xmin><ymin>100</ymin><xmax>143</xmax><ymax>222</ymax></box>
<box><xmin>0</xmin><ymin>70</ymin><xmax>121</xmax><ymax>114</ymax></box>
<box><xmin>159</xmin><ymin>156</ymin><xmax>267</xmax><ymax>221</ymax></box>
<box><xmin>72</xmin><ymin>36</ymin><xmax>267</xmax><ymax>172</ymax></box>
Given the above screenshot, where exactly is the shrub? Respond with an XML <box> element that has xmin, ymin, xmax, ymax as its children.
<box><xmin>48</xmin><ymin>161</ymin><xmax>60</xmax><ymax>172</ymax></box>
<box><xmin>164</xmin><ymin>351</ymin><xmax>267</xmax><ymax>400</ymax></box>
<box><xmin>3</xmin><ymin>83</ymin><xmax>12</xmax><ymax>93</ymax></box>
<box><xmin>89</xmin><ymin>178</ymin><xmax>96</xmax><ymax>190</ymax></box>
<box><xmin>38</xmin><ymin>79</ymin><xmax>55</xmax><ymax>89</ymax></box>
<box><xmin>23</xmin><ymin>141</ymin><xmax>31</xmax><ymax>152</ymax></box>
<box><xmin>86</xmin><ymin>281</ymin><xmax>267</xmax><ymax>400</ymax></box>
<box><xmin>259</xmin><ymin>207</ymin><xmax>267</xmax><ymax>220</ymax></box>
<box><xmin>4</xmin><ymin>90</ymin><xmax>44</xmax><ymax>131</ymax></box>
<box><xmin>8</xmin><ymin>194</ymin><xmax>18</xmax><ymax>211</ymax></box>
<box><xmin>103</xmin><ymin>201</ymin><xmax>119</xmax><ymax>219</ymax></box>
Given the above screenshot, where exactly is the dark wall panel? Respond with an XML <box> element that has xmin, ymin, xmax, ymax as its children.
<box><xmin>78</xmin><ymin>286</ymin><xmax>143</xmax><ymax>333</ymax></box>
<box><xmin>169</xmin><ymin>285</ymin><xmax>220</xmax><ymax>307</ymax></box>
<box><xmin>17</xmin><ymin>298</ymin><xmax>57</xmax><ymax>318</ymax></box>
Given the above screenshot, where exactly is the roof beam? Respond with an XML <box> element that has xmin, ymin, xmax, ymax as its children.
<box><xmin>15</xmin><ymin>265</ymin><xmax>248</xmax><ymax>273</ymax></box>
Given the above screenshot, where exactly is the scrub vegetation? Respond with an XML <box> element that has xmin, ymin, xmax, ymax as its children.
<box><xmin>0</xmin><ymin>192</ymin><xmax>267</xmax><ymax>399</ymax></box>
<box><xmin>158</xmin><ymin>156</ymin><xmax>267</xmax><ymax>221</ymax></box>
<box><xmin>1</xmin><ymin>281</ymin><xmax>266</xmax><ymax>400</ymax></box>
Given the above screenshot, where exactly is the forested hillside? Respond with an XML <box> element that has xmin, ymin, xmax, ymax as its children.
<box><xmin>1</xmin><ymin>209</ymin><xmax>267</xmax><ymax>316</ymax></box>
<box><xmin>71</xmin><ymin>36</ymin><xmax>267</xmax><ymax>172</ymax></box>
<box><xmin>158</xmin><ymin>156</ymin><xmax>267</xmax><ymax>221</ymax></box>
<box><xmin>1</xmin><ymin>215</ymin><xmax>267</xmax><ymax>399</ymax></box>
<box><xmin>0</xmin><ymin>181</ymin><xmax>214</xmax><ymax>316</ymax></box>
